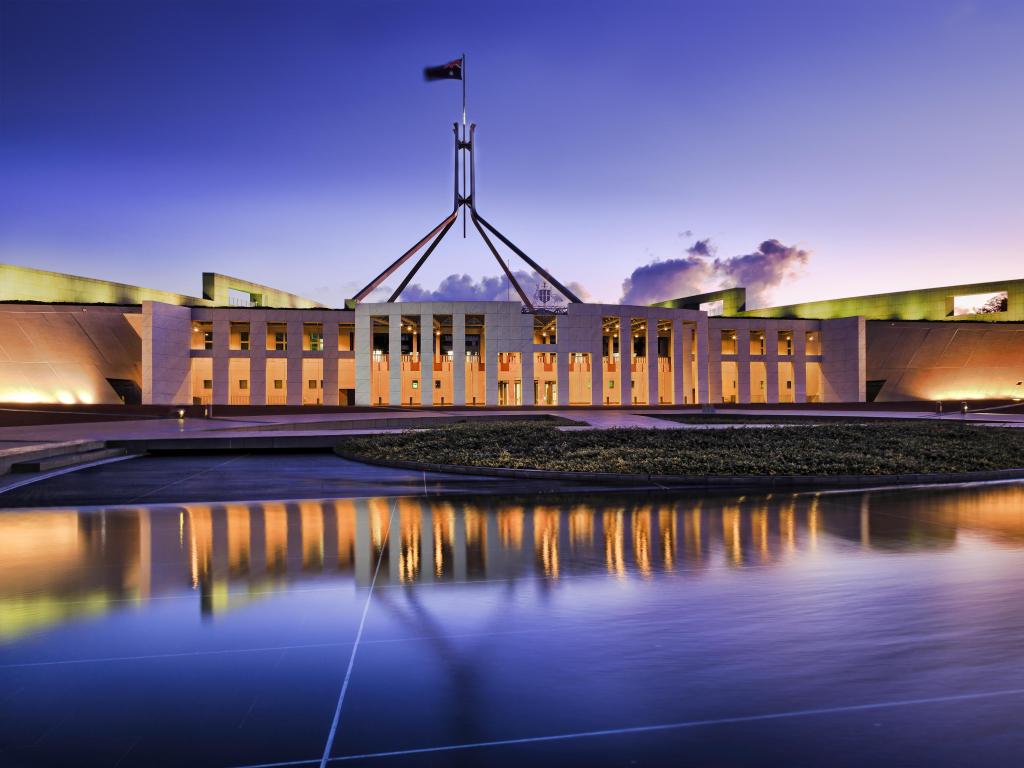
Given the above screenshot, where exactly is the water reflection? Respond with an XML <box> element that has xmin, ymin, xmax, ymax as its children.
<box><xmin>3</xmin><ymin>483</ymin><xmax>1024</xmax><ymax>641</ymax></box>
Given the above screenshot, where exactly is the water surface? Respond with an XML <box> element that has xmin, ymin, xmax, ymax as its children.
<box><xmin>2</xmin><ymin>484</ymin><xmax>1024</xmax><ymax>766</ymax></box>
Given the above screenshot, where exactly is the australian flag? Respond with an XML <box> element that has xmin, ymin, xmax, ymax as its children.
<box><xmin>424</xmin><ymin>59</ymin><xmax>462</xmax><ymax>81</ymax></box>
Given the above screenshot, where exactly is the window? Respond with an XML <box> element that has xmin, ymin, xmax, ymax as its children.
<box><xmin>411</xmin><ymin>379</ymin><xmax>419</xmax><ymax>390</ymax></box>
<box><xmin>304</xmin><ymin>322</ymin><xmax>324</xmax><ymax>351</ymax></box>
<box><xmin>952</xmin><ymin>291</ymin><xmax>1008</xmax><ymax>316</ymax></box>
<box><xmin>534</xmin><ymin>315</ymin><xmax>557</xmax><ymax>345</ymax></box>
<box><xmin>239</xmin><ymin>379</ymin><xmax>248</xmax><ymax>390</ymax></box>
<box><xmin>805</xmin><ymin>331</ymin><xmax>821</xmax><ymax>356</ymax></box>
<box><xmin>274</xmin><ymin>379</ymin><xmax>284</xmax><ymax>390</ymax></box>
<box><xmin>308</xmin><ymin>379</ymin><xmax>317</xmax><ymax>389</ymax></box>
<box><xmin>721</xmin><ymin>330</ymin><xmax>737</xmax><ymax>355</ymax></box>
<box><xmin>434</xmin><ymin>380</ymin><xmax>441</xmax><ymax>389</ymax></box>
<box><xmin>267</xmin><ymin>323</ymin><xmax>288</xmax><ymax>351</ymax></box>
<box><xmin>191</xmin><ymin>321</ymin><xmax>213</xmax><ymax>351</ymax></box>
<box><xmin>778</xmin><ymin>331</ymin><xmax>793</xmax><ymax>356</ymax></box>
<box><xmin>202</xmin><ymin>379</ymin><xmax>212</xmax><ymax>390</ymax></box>
<box><xmin>750</xmin><ymin>330</ymin><xmax>766</xmax><ymax>356</ymax></box>
<box><xmin>699</xmin><ymin>299</ymin><xmax>724</xmax><ymax>317</ymax></box>
<box><xmin>230</xmin><ymin>322</ymin><xmax>250</xmax><ymax>351</ymax></box>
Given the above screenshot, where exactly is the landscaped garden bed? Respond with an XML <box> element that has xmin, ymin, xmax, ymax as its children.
<box><xmin>339</xmin><ymin>421</ymin><xmax>1024</xmax><ymax>476</ymax></box>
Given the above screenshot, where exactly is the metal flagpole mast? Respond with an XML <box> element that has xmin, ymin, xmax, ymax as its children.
<box><xmin>461</xmin><ymin>53</ymin><xmax>467</xmax><ymax>238</ymax></box>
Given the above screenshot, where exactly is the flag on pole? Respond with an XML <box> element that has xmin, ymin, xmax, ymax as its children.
<box><xmin>423</xmin><ymin>59</ymin><xmax>463</xmax><ymax>81</ymax></box>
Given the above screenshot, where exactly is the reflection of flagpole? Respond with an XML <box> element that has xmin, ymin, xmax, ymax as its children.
<box><xmin>461</xmin><ymin>53</ymin><xmax>467</xmax><ymax>238</ymax></box>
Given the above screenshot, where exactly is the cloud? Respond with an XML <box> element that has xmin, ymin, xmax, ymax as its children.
<box><xmin>714</xmin><ymin>239</ymin><xmax>810</xmax><ymax>306</ymax></box>
<box><xmin>619</xmin><ymin>255</ymin><xmax>713</xmax><ymax>306</ymax></box>
<box><xmin>401</xmin><ymin>270</ymin><xmax>588</xmax><ymax>303</ymax></box>
<box><xmin>620</xmin><ymin>237</ymin><xmax>810</xmax><ymax>306</ymax></box>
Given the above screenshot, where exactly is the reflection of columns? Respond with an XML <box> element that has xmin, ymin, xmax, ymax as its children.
<box><xmin>452</xmin><ymin>312</ymin><xmax>466</xmax><ymax>406</ymax></box>
<box><xmin>355</xmin><ymin>499</ymin><xmax>372</xmax><ymax>586</ymax></box>
<box><xmin>860</xmin><ymin>496</ymin><xmax>871</xmax><ymax>548</ymax></box>
<box><xmin>420</xmin><ymin>311</ymin><xmax>434</xmax><ymax>406</ymax></box>
<box><xmin>454</xmin><ymin>507</ymin><xmax>467</xmax><ymax>581</ymax></box>
<box><xmin>419</xmin><ymin>501</ymin><xmax>434</xmax><ymax>584</ymax></box>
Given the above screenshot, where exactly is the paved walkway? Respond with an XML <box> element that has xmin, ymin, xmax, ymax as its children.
<box><xmin>1</xmin><ymin>406</ymin><xmax>1023</xmax><ymax>451</ymax></box>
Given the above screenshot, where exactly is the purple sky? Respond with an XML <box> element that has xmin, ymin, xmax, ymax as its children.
<box><xmin>1</xmin><ymin>0</ymin><xmax>1022</xmax><ymax>308</ymax></box>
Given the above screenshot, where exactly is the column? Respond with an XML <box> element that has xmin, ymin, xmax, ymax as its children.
<box><xmin>323</xmin><ymin>317</ymin><xmax>339</xmax><ymax>406</ymax></box>
<box><xmin>286</xmin><ymin>319</ymin><xmax>302</xmax><ymax>406</ymax></box>
<box><xmin>766</xmin><ymin>323</ymin><xmax>780</xmax><ymax>403</ymax></box>
<box><xmin>736</xmin><ymin>328</ymin><xmax>751</xmax><ymax>405</ymax></box>
<box><xmin>211</xmin><ymin>316</ymin><xmax>230</xmax><ymax>406</ymax></box>
<box><xmin>696</xmin><ymin>314</ymin><xmax>710</xmax><ymax>404</ymax></box>
<box><xmin>420</xmin><ymin>311</ymin><xmax>433</xmax><ymax>406</ymax></box>
<box><xmin>673</xmin><ymin>317</ymin><xmax>685</xmax><ymax>405</ymax></box>
<box><xmin>484</xmin><ymin>312</ymin><xmax>498</xmax><ymax>406</ymax></box>
<box><xmin>354</xmin><ymin>310</ymin><xmax>371</xmax><ymax>406</ymax></box>
<box><xmin>452</xmin><ymin>312</ymin><xmax>466</xmax><ymax>405</ymax></box>
<box><xmin>793</xmin><ymin>326</ymin><xmax>807</xmax><ymax>403</ymax></box>
<box><xmin>388</xmin><ymin>309</ymin><xmax>401</xmax><ymax>406</ymax></box>
<box><xmin>249</xmin><ymin>315</ymin><xmax>267</xmax><ymax>406</ymax></box>
<box><xmin>646</xmin><ymin>313</ymin><xmax>658</xmax><ymax>404</ymax></box>
<box><xmin>618</xmin><ymin>315</ymin><xmax>632</xmax><ymax>406</ymax></box>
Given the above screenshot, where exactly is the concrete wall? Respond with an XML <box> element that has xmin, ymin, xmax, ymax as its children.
<box><xmin>737</xmin><ymin>279</ymin><xmax>1024</xmax><ymax>322</ymax></box>
<box><xmin>1</xmin><ymin>264</ymin><xmax>203</xmax><ymax>306</ymax></box>
<box><xmin>142</xmin><ymin>302</ymin><xmax>191</xmax><ymax>405</ymax></box>
<box><xmin>868</xmin><ymin>321</ymin><xmax>1024</xmax><ymax>401</ymax></box>
<box><xmin>0</xmin><ymin>305</ymin><xmax>141</xmax><ymax>404</ymax></box>
<box><xmin>201</xmin><ymin>273</ymin><xmax>325</xmax><ymax>308</ymax></box>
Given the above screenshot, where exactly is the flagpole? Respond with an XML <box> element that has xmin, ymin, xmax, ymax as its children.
<box><xmin>461</xmin><ymin>53</ymin><xmax>467</xmax><ymax>238</ymax></box>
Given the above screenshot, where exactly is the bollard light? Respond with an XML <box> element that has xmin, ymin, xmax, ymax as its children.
<box><xmin>177</xmin><ymin>408</ymin><xmax>185</xmax><ymax>419</ymax></box>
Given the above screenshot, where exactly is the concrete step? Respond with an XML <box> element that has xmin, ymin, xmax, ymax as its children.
<box><xmin>11</xmin><ymin>447</ymin><xmax>127</xmax><ymax>473</ymax></box>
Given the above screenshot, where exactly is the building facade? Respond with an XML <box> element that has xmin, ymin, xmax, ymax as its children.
<box><xmin>1</xmin><ymin>263</ymin><xmax>1020</xmax><ymax>406</ymax></box>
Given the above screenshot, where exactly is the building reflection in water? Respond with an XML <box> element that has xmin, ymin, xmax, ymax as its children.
<box><xmin>4</xmin><ymin>483</ymin><xmax>1024</xmax><ymax>639</ymax></box>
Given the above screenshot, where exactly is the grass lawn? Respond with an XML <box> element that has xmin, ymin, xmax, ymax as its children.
<box><xmin>339</xmin><ymin>421</ymin><xmax>1024</xmax><ymax>476</ymax></box>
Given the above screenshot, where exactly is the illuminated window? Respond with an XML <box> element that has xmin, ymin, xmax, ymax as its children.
<box><xmin>778</xmin><ymin>331</ymin><xmax>793</xmax><ymax>356</ymax></box>
<box><xmin>721</xmin><ymin>330</ymin><xmax>737</xmax><ymax>355</ymax></box>
<box><xmin>952</xmin><ymin>291</ymin><xmax>1008</xmax><ymax>316</ymax></box>
<box><xmin>750</xmin><ymin>330</ymin><xmax>766</xmax><ymax>356</ymax></box>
